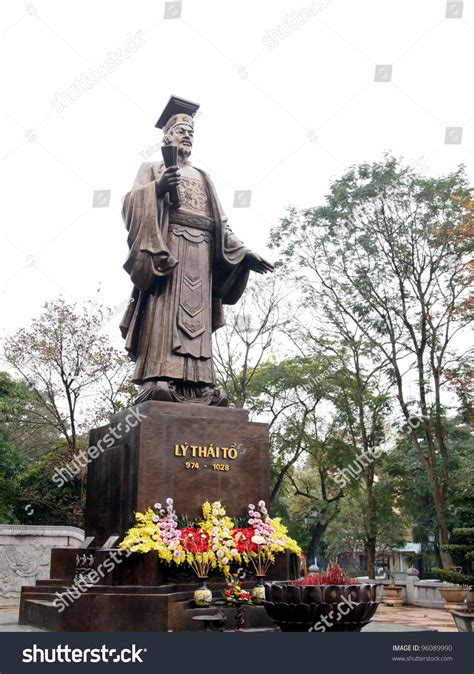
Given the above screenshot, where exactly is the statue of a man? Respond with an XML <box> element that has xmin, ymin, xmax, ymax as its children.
<box><xmin>120</xmin><ymin>96</ymin><xmax>273</xmax><ymax>405</ymax></box>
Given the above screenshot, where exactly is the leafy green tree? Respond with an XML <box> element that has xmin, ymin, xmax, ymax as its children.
<box><xmin>0</xmin><ymin>373</ymin><xmax>29</xmax><ymax>522</ymax></box>
<box><xmin>386</xmin><ymin>416</ymin><xmax>473</xmax><ymax>570</ymax></box>
<box><xmin>322</xmin><ymin>472</ymin><xmax>409</xmax><ymax>572</ymax></box>
<box><xmin>270</xmin><ymin>156</ymin><xmax>472</xmax><ymax>568</ymax></box>
<box><xmin>3</xmin><ymin>298</ymin><xmax>135</xmax><ymax>526</ymax></box>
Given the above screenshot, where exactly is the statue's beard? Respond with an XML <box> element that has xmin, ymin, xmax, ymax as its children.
<box><xmin>178</xmin><ymin>146</ymin><xmax>192</xmax><ymax>160</ymax></box>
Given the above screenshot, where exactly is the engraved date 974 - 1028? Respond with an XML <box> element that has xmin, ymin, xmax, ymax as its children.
<box><xmin>184</xmin><ymin>461</ymin><xmax>230</xmax><ymax>471</ymax></box>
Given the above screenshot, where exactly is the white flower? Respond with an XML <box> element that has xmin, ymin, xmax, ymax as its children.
<box><xmin>251</xmin><ymin>535</ymin><xmax>266</xmax><ymax>545</ymax></box>
<box><xmin>154</xmin><ymin>503</ymin><xmax>162</xmax><ymax>510</ymax></box>
<box><xmin>248</xmin><ymin>504</ymin><xmax>255</xmax><ymax>510</ymax></box>
<box><xmin>258</xmin><ymin>500</ymin><xmax>266</xmax><ymax>508</ymax></box>
<box><xmin>230</xmin><ymin>548</ymin><xmax>239</xmax><ymax>556</ymax></box>
<box><xmin>166</xmin><ymin>497</ymin><xmax>173</xmax><ymax>506</ymax></box>
<box><xmin>216</xmin><ymin>549</ymin><xmax>224</xmax><ymax>558</ymax></box>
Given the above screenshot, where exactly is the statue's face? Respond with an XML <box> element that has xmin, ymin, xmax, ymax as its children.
<box><xmin>168</xmin><ymin>123</ymin><xmax>194</xmax><ymax>159</ymax></box>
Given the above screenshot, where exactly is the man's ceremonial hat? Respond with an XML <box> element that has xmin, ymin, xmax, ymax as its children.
<box><xmin>156</xmin><ymin>95</ymin><xmax>200</xmax><ymax>134</ymax></box>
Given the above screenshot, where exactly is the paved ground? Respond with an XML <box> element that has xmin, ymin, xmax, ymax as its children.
<box><xmin>0</xmin><ymin>608</ymin><xmax>44</xmax><ymax>632</ymax></box>
<box><xmin>370</xmin><ymin>604</ymin><xmax>457</xmax><ymax>632</ymax></box>
<box><xmin>0</xmin><ymin>604</ymin><xmax>458</xmax><ymax>632</ymax></box>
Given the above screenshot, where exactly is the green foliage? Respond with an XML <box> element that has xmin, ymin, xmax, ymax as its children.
<box><xmin>0</xmin><ymin>372</ymin><xmax>30</xmax><ymax>522</ymax></box>
<box><xmin>0</xmin><ymin>431</ymin><xmax>25</xmax><ymax>523</ymax></box>
<box><xmin>14</xmin><ymin>447</ymin><xmax>83</xmax><ymax>526</ymax></box>
<box><xmin>432</xmin><ymin>527</ymin><xmax>474</xmax><ymax>587</ymax></box>
<box><xmin>432</xmin><ymin>568</ymin><xmax>473</xmax><ymax>587</ymax></box>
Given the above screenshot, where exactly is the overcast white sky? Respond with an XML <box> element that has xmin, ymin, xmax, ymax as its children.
<box><xmin>1</xmin><ymin>0</ymin><xmax>472</xmax><ymax>354</ymax></box>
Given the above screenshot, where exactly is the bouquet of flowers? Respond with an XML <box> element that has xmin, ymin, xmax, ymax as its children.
<box><xmin>180</xmin><ymin>527</ymin><xmax>212</xmax><ymax>577</ymax></box>
<box><xmin>119</xmin><ymin>498</ymin><xmax>186</xmax><ymax>565</ymax></box>
<box><xmin>223</xmin><ymin>575</ymin><xmax>253</xmax><ymax>606</ymax></box>
<box><xmin>120</xmin><ymin>499</ymin><xmax>243</xmax><ymax>576</ymax></box>
<box><xmin>179</xmin><ymin>501</ymin><xmax>242</xmax><ymax>576</ymax></box>
<box><xmin>233</xmin><ymin>500</ymin><xmax>301</xmax><ymax>575</ymax></box>
<box><xmin>120</xmin><ymin>498</ymin><xmax>301</xmax><ymax>578</ymax></box>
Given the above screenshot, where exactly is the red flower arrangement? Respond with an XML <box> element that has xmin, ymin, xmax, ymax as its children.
<box><xmin>222</xmin><ymin>575</ymin><xmax>253</xmax><ymax>606</ymax></box>
<box><xmin>179</xmin><ymin>528</ymin><xmax>210</xmax><ymax>553</ymax></box>
<box><xmin>232</xmin><ymin>527</ymin><xmax>258</xmax><ymax>554</ymax></box>
<box><xmin>290</xmin><ymin>563</ymin><xmax>356</xmax><ymax>586</ymax></box>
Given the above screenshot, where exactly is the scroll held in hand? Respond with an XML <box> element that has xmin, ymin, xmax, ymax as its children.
<box><xmin>161</xmin><ymin>144</ymin><xmax>181</xmax><ymax>208</ymax></box>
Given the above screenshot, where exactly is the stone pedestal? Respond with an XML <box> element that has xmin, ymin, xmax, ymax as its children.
<box><xmin>19</xmin><ymin>402</ymin><xmax>296</xmax><ymax>631</ymax></box>
<box><xmin>86</xmin><ymin>402</ymin><xmax>269</xmax><ymax>545</ymax></box>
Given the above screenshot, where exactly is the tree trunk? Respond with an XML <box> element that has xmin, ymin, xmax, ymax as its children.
<box><xmin>365</xmin><ymin>536</ymin><xmax>376</xmax><ymax>580</ymax></box>
<box><xmin>432</xmin><ymin>482</ymin><xmax>453</xmax><ymax>569</ymax></box>
<box><xmin>307</xmin><ymin>523</ymin><xmax>327</xmax><ymax>568</ymax></box>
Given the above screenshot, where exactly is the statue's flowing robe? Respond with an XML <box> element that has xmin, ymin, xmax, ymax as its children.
<box><xmin>119</xmin><ymin>161</ymin><xmax>250</xmax><ymax>385</ymax></box>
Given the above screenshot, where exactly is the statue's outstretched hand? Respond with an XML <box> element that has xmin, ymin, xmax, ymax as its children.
<box><xmin>245</xmin><ymin>251</ymin><xmax>274</xmax><ymax>274</ymax></box>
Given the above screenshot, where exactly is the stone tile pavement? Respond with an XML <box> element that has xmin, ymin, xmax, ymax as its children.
<box><xmin>0</xmin><ymin>608</ymin><xmax>44</xmax><ymax>632</ymax></box>
<box><xmin>369</xmin><ymin>604</ymin><xmax>457</xmax><ymax>632</ymax></box>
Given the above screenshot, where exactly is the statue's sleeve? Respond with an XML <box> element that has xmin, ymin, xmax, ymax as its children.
<box><xmin>122</xmin><ymin>162</ymin><xmax>177</xmax><ymax>292</ymax></box>
<box><xmin>202</xmin><ymin>173</ymin><xmax>250</xmax><ymax>306</ymax></box>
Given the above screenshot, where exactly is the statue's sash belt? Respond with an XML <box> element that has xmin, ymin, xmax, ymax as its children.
<box><xmin>168</xmin><ymin>209</ymin><xmax>213</xmax><ymax>231</ymax></box>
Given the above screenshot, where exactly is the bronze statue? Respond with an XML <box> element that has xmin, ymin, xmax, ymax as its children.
<box><xmin>120</xmin><ymin>96</ymin><xmax>273</xmax><ymax>405</ymax></box>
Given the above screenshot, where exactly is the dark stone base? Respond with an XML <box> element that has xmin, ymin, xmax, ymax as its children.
<box><xmin>19</xmin><ymin>548</ymin><xmax>298</xmax><ymax>632</ymax></box>
<box><xmin>20</xmin><ymin>402</ymin><xmax>292</xmax><ymax>632</ymax></box>
<box><xmin>19</xmin><ymin>587</ymin><xmax>277</xmax><ymax>632</ymax></box>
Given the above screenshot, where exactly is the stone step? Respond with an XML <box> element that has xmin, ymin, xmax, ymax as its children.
<box><xmin>19</xmin><ymin>599</ymin><xmax>63</xmax><ymax>632</ymax></box>
<box><xmin>22</xmin><ymin>583</ymin><xmax>181</xmax><ymax>595</ymax></box>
